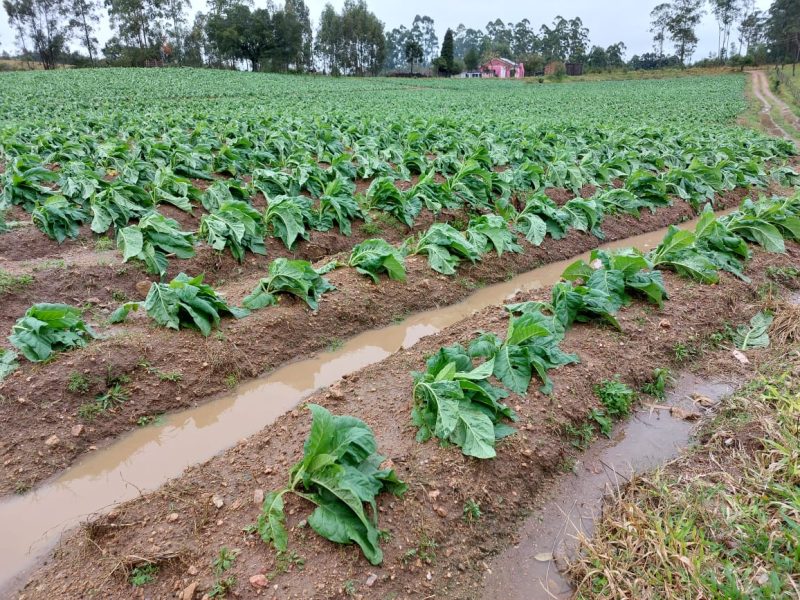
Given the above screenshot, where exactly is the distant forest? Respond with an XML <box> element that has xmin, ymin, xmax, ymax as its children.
<box><xmin>2</xmin><ymin>0</ymin><xmax>799</xmax><ymax>74</ymax></box>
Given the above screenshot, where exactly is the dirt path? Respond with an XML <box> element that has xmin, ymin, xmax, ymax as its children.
<box><xmin>750</xmin><ymin>70</ymin><xmax>800</xmax><ymax>143</ymax></box>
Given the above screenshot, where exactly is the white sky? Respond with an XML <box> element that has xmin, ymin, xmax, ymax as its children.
<box><xmin>0</xmin><ymin>0</ymin><xmax>774</xmax><ymax>62</ymax></box>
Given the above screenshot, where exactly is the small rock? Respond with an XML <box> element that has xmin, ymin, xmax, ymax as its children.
<box><xmin>732</xmin><ymin>349</ymin><xmax>750</xmax><ymax>364</ymax></box>
<box><xmin>45</xmin><ymin>434</ymin><xmax>60</xmax><ymax>447</ymax></box>
<box><xmin>427</xmin><ymin>489</ymin><xmax>440</xmax><ymax>501</ymax></box>
<box><xmin>329</xmin><ymin>383</ymin><xmax>344</xmax><ymax>401</ymax></box>
<box><xmin>136</xmin><ymin>280</ymin><xmax>152</xmax><ymax>297</ymax></box>
<box><xmin>167</xmin><ymin>512</ymin><xmax>179</xmax><ymax>522</ymax></box>
<box><xmin>435</xmin><ymin>506</ymin><xmax>448</xmax><ymax>518</ymax></box>
<box><xmin>181</xmin><ymin>581</ymin><xmax>198</xmax><ymax>600</ymax></box>
<box><xmin>365</xmin><ymin>574</ymin><xmax>377</xmax><ymax>587</ymax></box>
<box><xmin>187</xmin><ymin>565</ymin><xmax>198</xmax><ymax>576</ymax></box>
<box><xmin>249</xmin><ymin>574</ymin><xmax>269</xmax><ymax>588</ymax></box>
<box><xmin>71</xmin><ymin>424</ymin><xmax>84</xmax><ymax>437</ymax></box>
<box><xmin>253</xmin><ymin>489</ymin><xmax>265</xmax><ymax>505</ymax></box>
<box><xmin>659</xmin><ymin>319</ymin><xmax>671</xmax><ymax>329</ymax></box>
<box><xmin>211</xmin><ymin>494</ymin><xmax>224</xmax><ymax>509</ymax></box>
<box><xmin>86</xmin><ymin>297</ymin><xmax>101</xmax><ymax>305</ymax></box>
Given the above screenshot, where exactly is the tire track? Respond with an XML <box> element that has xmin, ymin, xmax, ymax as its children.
<box><xmin>750</xmin><ymin>70</ymin><xmax>800</xmax><ymax>143</ymax></box>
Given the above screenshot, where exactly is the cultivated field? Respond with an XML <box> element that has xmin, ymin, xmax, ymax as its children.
<box><xmin>1</xmin><ymin>69</ymin><xmax>799</xmax><ymax>599</ymax></box>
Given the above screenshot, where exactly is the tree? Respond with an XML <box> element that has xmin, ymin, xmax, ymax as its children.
<box><xmin>411</xmin><ymin>14</ymin><xmax>437</xmax><ymax>65</ymax></box>
<box><xmin>650</xmin><ymin>3</ymin><xmax>672</xmax><ymax>56</ymax></box>
<box><xmin>4</xmin><ymin>0</ymin><xmax>73</xmax><ymax>69</ymax></box>
<box><xmin>404</xmin><ymin>38</ymin><xmax>422</xmax><ymax>74</ymax></box>
<box><xmin>737</xmin><ymin>6</ymin><xmax>763</xmax><ymax>56</ymax></box>
<box><xmin>439</xmin><ymin>27</ymin><xmax>454</xmax><ymax>75</ymax></box>
<box><xmin>665</xmin><ymin>0</ymin><xmax>705</xmax><ymax>65</ymax></box>
<box><xmin>206</xmin><ymin>3</ymin><xmax>273</xmax><ymax>71</ymax></box>
<box><xmin>464</xmin><ymin>45</ymin><xmax>479</xmax><ymax>70</ymax></box>
<box><xmin>333</xmin><ymin>0</ymin><xmax>385</xmax><ymax>76</ymax></box>
<box><xmin>162</xmin><ymin>0</ymin><xmax>188</xmax><ymax>64</ymax></box>
<box><xmin>606</xmin><ymin>41</ymin><xmax>626</xmax><ymax>67</ymax></box>
<box><xmin>710</xmin><ymin>0</ymin><xmax>741</xmax><ymax>60</ymax></box>
<box><xmin>69</xmin><ymin>0</ymin><xmax>100</xmax><ymax>64</ymax></box>
<box><xmin>315</xmin><ymin>2</ymin><xmax>341</xmax><ymax>74</ymax></box>
<box><xmin>765</xmin><ymin>0</ymin><xmax>800</xmax><ymax>74</ymax></box>
<box><xmin>104</xmin><ymin>0</ymin><xmax>165</xmax><ymax>52</ymax></box>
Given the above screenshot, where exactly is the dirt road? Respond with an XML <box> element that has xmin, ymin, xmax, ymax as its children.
<box><xmin>750</xmin><ymin>70</ymin><xmax>800</xmax><ymax>143</ymax></box>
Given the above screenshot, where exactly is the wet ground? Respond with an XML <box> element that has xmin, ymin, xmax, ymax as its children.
<box><xmin>482</xmin><ymin>374</ymin><xmax>736</xmax><ymax>599</ymax></box>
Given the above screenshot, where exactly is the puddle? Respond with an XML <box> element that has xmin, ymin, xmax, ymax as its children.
<box><xmin>481</xmin><ymin>374</ymin><xmax>735</xmax><ymax>600</ymax></box>
<box><xmin>0</xmin><ymin>212</ymin><xmax>724</xmax><ymax>593</ymax></box>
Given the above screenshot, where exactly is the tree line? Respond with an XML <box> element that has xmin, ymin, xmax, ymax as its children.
<box><xmin>2</xmin><ymin>0</ymin><xmax>799</xmax><ymax>74</ymax></box>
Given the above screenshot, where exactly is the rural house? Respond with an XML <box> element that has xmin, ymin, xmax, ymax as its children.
<box><xmin>481</xmin><ymin>57</ymin><xmax>525</xmax><ymax>79</ymax></box>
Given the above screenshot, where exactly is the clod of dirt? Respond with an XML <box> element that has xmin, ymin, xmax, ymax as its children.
<box><xmin>249</xmin><ymin>574</ymin><xmax>268</xmax><ymax>588</ymax></box>
<box><xmin>71</xmin><ymin>425</ymin><xmax>84</xmax><ymax>437</ymax></box>
<box><xmin>211</xmin><ymin>495</ymin><xmax>224</xmax><ymax>509</ymax></box>
<box><xmin>253</xmin><ymin>489</ymin><xmax>264</xmax><ymax>505</ymax></box>
<box><xmin>44</xmin><ymin>435</ymin><xmax>59</xmax><ymax>447</ymax></box>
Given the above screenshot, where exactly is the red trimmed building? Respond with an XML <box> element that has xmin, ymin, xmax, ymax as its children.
<box><xmin>480</xmin><ymin>57</ymin><xmax>525</xmax><ymax>79</ymax></box>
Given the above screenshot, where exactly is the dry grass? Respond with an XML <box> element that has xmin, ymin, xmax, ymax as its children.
<box><xmin>568</xmin><ymin>340</ymin><xmax>800</xmax><ymax>599</ymax></box>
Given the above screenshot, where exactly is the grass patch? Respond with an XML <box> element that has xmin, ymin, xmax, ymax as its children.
<box><xmin>570</xmin><ymin>350</ymin><xmax>800</xmax><ymax>599</ymax></box>
<box><xmin>0</xmin><ymin>270</ymin><xmax>34</xmax><ymax>295</ymax></box>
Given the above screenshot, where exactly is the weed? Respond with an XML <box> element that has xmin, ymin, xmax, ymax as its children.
<box><xmin>214</xmin><ymin>331</ymin><xmax>227</xmax><ymax>342</ymax></box>
<box><xmin>641</xmin><ymin>367</ymin><xmax>672</xmax><ymax>400</ymax></box>
<box><xmin>212</xmin><ymin>547</ymin><xmax>238</xmax><ymax>576</ymax></box>
<box><xmin>268</xmin><ymin>551</ymin><xmax>304</xmax><ymax>580</ymax></box>
<box><xmin>96</xmin><ymin>383</ymin><xmax>128</xmax><ymax>410</ymax></box>
<box><xmin>0</xmin><ymin>270</ymin><xmax>33</xmax><ymax>295</ymax></box>
<box><xmin>594</xmin><ymin>377</ymin><xmax>635</xmax><ymax>419</ymax></box>
<box><xmin>589</xmin><ymin>408</ymin><xmax>613</xmax><ymax>437</ymax></box>
<box><xmin>765</xmin><ymin>265</ymin><xmax>800</xmax><ymax>283</ymax></box>
<box><xmin>559</xmin><ymin>456</ymin><xmax>577</xmax><ymax>473</ymax></box>
<box><xmin>463</xmin><ymin>498</ymin><xmax>482</xmax><ymax>523</ymax></box>
<box><xmin>343</xmin><ymin>579</ymin><xmax>357</xmax><ymax>597</ymax></box>
<box><xmin>224</xmin><ymin>373</ymin><xmax>238</xmax><ymax>389</ymax></box>
<box><xmin>111</xmin><ymin>289</ymin><xmax>129</xmax><ymax>303</ymax></box>
<box><xmin>325</xmin><ymin>338</ymin><xmax>344</xmax><ymax>352</ymax></box>
<box><xmin>565</xmin><ymin>421</ymin><xmax>595</xmax><ymax>449</ymax></box>
<box><xmin>14</xmin><ymin>481</ymin><xmax>31</xmax><ymax>495</ymax></box>
<box><xmin>208</xmin><ymin>576</ymin><xmax>236</xmax><ymax>598</ymax></box>
<box><xmin>94</xmin><ymin>236</ymin><xmax>114</xmax><ymax>251</ymax></box>
<box><xmin>66</xmin><ymin>372</ymin><xmax>90</xmax><ymax>393</ymax></box>
<box><xmin>756</xmin><ymin>281</ymin><xmax>779</xmax><ymax>302</ymax></box>
<box><xmin>78</xmin><ymin>402</ymin><xmax>102</xmax><ymax>421</ymax></box>
<box><xmin>361</xmin><ymin>221</ymin><xmax>381</xmax><ymax>235</ymax></box>
<box><xmin>129</xmin><ymin>563</ymin><xmax>158</xmax><ymax>587</ymax></box>
<box><xmin>673</xmin><ymin>342</ymin><xmax>693</xmax><ymax>362</ymax></box>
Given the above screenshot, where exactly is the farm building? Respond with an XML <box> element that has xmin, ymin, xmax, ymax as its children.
<box><xmin>544</xmin><ymin>61</ymin><xmax>584</xmax><ymax>76</ymax></box>
<box><xmin>480</xmin><ymin>57</ymin><xmax>525</xmax><ymax>79</ymax></box>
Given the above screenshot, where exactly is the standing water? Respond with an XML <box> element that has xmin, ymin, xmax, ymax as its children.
<box><xmin>0</xmin><ymin>214</ymin><xmax>719</xmax><ymax>593</ymax></box>
<box><xmin>482</xmin><ymin>375</ymin><xmax>736</xmax><ymax>600</ymax></box>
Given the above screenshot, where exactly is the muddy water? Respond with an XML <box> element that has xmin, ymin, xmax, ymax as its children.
<box><xmin>0</xmin><ymin>214</ymin><xmax>720</xmax><ymax>593</ymax></box>
<box><xmin>482</xmin><ymin>375</ymin><xmax>735</xmax><ymax>600</ymax></box>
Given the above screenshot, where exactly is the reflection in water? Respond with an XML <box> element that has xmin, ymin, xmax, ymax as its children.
<box><xmin>0</xmin><ymin>213</ymin><xmax>719</xmax><ymax>592</ymax></box>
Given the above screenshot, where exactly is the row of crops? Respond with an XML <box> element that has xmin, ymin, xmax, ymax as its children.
<box><xmin>254</xmin><ymin>193</ymin><xmax>800</xmax><ymax>566</ymax></box>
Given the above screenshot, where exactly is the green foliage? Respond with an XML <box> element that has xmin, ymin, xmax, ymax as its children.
<box><xmin>366</xmin><ymin>177</ymin><xmax>421</xmax><ymax>228</ymax></box>
<box><xmin>463</xmin><ymin>498</ymin><xmax>482</xmax><ymax>522</ymax></box>
<box><xmin>9</xmin><ymin>303</ymin><xmax>97</xmax><ymax>362</ymax></box>
<box><xmin>67</xmin><ymin>372</ymin><xmax>90</xmax><ymax>393</ymax></box>
<box><xmin>732</xmin><ymin>312</ymin><xmax>773</xmax><ymax>350</ymax></box>
<box><xmin>594</xmin><ymin>377</ymin><xmax>636</xmax><ymax>419</ymax></box>
<box><xmin>466</xmin><ymin>214</ymin><xmax>522</xmax><ymax>256</ymax></box>
<box><xmin>31</xmin><ymin>196</ymin><xmax>88</xmax><ymax>243</ymax></box>
<box><xmin>110</xmin><ymin>273</ymin><xmax>248</xmax><ymax>336</ymax></box>
<box><xmin>589</xmin><ymin>408</ymin><xmax>613</xmax><ymax>438</ymax></box>
<box><xmin>347</xmin><ymin>239</ymin><xmax>406</xmax><ymax>283</ymax></box>
<box><xmin>117</xmin><ymin>212</ymin><xmax>196</xmax><ymax>276</ymax></box>
<box><xmin>199</xmin><ymin>200</ymin><xmax>266</xmax><ymax>262</ymax></box>
<box><xmin>412</xmin><ymin>347</ymin><xmax>517</xmax><ymax>459</ymax></box>
<box><xmin>263</xmin><ymin>195</ymin><xmax>313</xmax><ymax>249</ymax></box>
<box><xmin>129</xmin><ymin>563</ymin><xmax>159</xmax><ymax>587</ymax></box>
<box><xmin>0</xmin><ymin>348</ymin><xmax>19</xmax><ymax>382</ymax></box>
<box><xmin>411</xmin><ymin>223</ymin><xmax>481</xmax><ymax>275</ymax></box>
<box><xmin>90</xmin><ymin>182</ymin><xmax>153</xmax><ymax>234</ymax></box>
<box><xmin>0</xmin><ymin>270</ymin><xmax>34</xmax><ymax>295</ymax></box>
<box><xmin>315</xmin><ymin>178</ymin><xmax>363</xmax><ymax>235</ymax></box>
<box><xmin>243</xmin><ymin>258</ymin><xmax>335</xmax><ymax>311</ymax></box>
<box><xmin>258</xmin><ymin>405</ymin><xmax>406</xmax><ymax>565</ymax></box>
<box><xmin>641</xmin><ymin>367</ymin><xmax>672</xmax><ymax>400</ymax></box>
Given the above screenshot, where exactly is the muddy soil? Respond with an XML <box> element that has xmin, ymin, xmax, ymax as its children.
<box><xmin>15</xmin><ymin>243</ymin><xmax>799</xmax><ymax>600</ymax></box>
<box><xmin>0</xmin><ymin>189</ymin><xmax>754</xmax><ymax>497</ymax></box>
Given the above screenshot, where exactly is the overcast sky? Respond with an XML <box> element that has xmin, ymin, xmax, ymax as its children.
<box><xmin>0</xmin><ymin>0</ymin><xmax>774</xmax><ymax>63</ymax></box>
